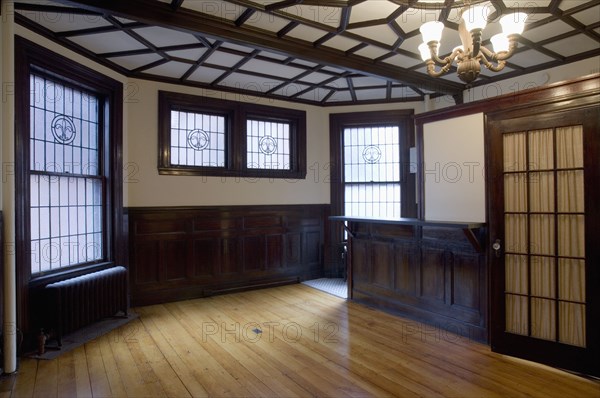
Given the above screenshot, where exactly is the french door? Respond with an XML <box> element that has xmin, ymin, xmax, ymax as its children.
<box><xmin>488</xmin><ymin>106</ymin><xmax>600</xmax><ymax>376</ymax></box>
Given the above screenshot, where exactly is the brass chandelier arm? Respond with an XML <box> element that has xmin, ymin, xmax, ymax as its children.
<box><xmin>478</xmin><ymin>52</ymin><xmax>507</xmax><ymax>73</ymax></box>
<box><xmin>425</xmin><ymin>59</ymin><xmax>453</xmax><ymax>78</ymax></box>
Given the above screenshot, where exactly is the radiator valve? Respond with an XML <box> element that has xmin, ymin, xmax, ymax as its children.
<box><xmin>37</xmin><ymin>328</ymin><xmax>49</xmax><ymax>356</ymax></box>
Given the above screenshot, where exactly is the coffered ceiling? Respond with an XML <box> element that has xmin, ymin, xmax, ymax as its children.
<box><xmin>13</xmin><ymin>0</ymin><xmax>600</xmax><ymax>106</ymax></box>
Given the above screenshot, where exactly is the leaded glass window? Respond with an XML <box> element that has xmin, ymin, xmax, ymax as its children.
<box><xmin>29</xmin><ymin>73</ymin><xmax>104</xmax><ymax>274</ymax></box>
<box><xmin>170</xmin><ymin>110</ymin><xmax>226</xmax><ymax>168</ymax></box>
<box><xmin>343</xmin><ymin>126</ymin><xmax>401</xmax><ymax>218</ymax></box>
<box><xmin>158</xmin><ymin>91</ymin><xmax>306</xmax><ymax>179</ymax></box>
<box><xmin>246</xmin><ymin>119</ymin><xmax>291</xmax><ymax>170</ymax></box>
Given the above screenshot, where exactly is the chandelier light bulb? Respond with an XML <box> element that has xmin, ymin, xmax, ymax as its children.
<box><xmin>420</xmin><ymin>21</ymin><xmax>444</xmax><ymax>44</ymax></box>
<box><xmin>462</xmin><ymin>4</ymin><xmax>490</xmax><ymax>32</ymax></box>
<box><xmin>418</xmin><ymin>43</ymin><xmax>433</xmax><ymax>61</ymax></box>
<box><xmin>491</xmin><ymin>34</ymin><xmax>510</xmax><ymax>53</ymax></box>
<box><xmin>500</xmin><ymin>12</ymin><xmax>528</xmax><ymax>35</ymax></box>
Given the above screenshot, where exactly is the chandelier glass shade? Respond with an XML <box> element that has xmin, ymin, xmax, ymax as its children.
<box><xmin>418</xmin><ymin>5</ymin><xmax>527</xmax><ymax>84</ymax></box>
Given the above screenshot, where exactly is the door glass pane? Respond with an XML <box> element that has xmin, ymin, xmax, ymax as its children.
<box><xmin>529</xmin><ymin>172</ymin><xmax>554</xmax><ymax>213</ymax></box>
<box><xmin>530</xmin><ymin>256</ymin><xmax>555</xmax><ymax>298</ymax></box>
<box><xmin>531</xmin><ymin>298</ymin><xmax>556</xmax><ymax>341</ymax></box>
<box><xmin>503</xmin><ymin>125</ymin><xmax>586</xmax><ymax>347</ymax></box>
<box><xmin>556</xmin><ymin>126</ymin><xmax>583</xmax><ymax>169</ymax></box>
<box><xmin>504</xmin><ymin>173</ymin><xmax>527</xmax><ymax>212</ymax></box>
<box><xmin>559</xmin><ymin>302</ymin><xmax>586</xmax><ymax>347</ymax></box>
<box><xmin>506</xmin><ymin>294</ymin><xmax>528</xmax><ymax>336</ymax></box>
<box><xmin>530</xmin><ymin>215</ymin><xmax>554</xmax><ymax>256</ymax></box>
<box><xmin>557</xmin><ymin>170</ymin><xmax>584</xmax><ymax>212</ymax></box>
<box><xmin>528</xmin><ymin>129</ymin><xmax>553</xmax><ymax>170</ymax></box>
<box><xmin>503</xmin><ymin>132</ymin><xmax>526</xmax><ymax>171</ymax></box>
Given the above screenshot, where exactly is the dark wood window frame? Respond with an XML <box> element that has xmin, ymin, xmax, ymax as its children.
<box><xmin>158</xmin><ymin>91</ymin><xmax>307</xmax><ymax>179</ymax></box>
<box><xmin>329</xmin><ymin>110</ymin><xmax>417</xmax><ymax>220</ymax></box>
<box><xmin>14</xmin><ymin>36</ymin><xmax>125</xmax><ymax>332</ymax></box>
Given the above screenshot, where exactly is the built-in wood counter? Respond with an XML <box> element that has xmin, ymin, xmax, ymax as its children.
<box><xmin>330</xmin><ymin>216</ymin><xmax>488</xmax><ymax>342</ymax></box>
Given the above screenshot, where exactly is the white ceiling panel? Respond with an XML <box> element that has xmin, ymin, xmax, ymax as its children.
<box><xmin>355</xmin><ymin>88</ymin><xmax>387</xmax><ymax>101</ymax></box>
<box><xmin>217</xmin><ymin>72</ymin><xmax>285</xmax><ymax>92</ymax></box>
<box><xmin>383</xmin><ymin>53</ymin><xmax>422</xmax><ymax>68</ymax></box>
<box><xmin>271</xmin><ymin>83</ymin><xmax>311</xmax><ymax>97</ymax></box>
<box><xmin>187</xmin><ymin>66</ymin><xmax>226</xmax><ymax>83</ymax></box>
<box><xmin>204</xmin><ymin>51</ymin><xmax>245</xmax><ymax>67</ymax></box>
<box><xmin>220</xmin><ymin>42</ymin><xmax>256</xmax><ymax>53</ymax></box>
<box><xmin>354</xmin><ymin>46</ymin><xmax>392</xmax><ymax>59</ymax></box>
<box><xmin>351</xmin><ymin>76</ymin><xmax>388</xmax><ymax>88</ymax></box>
<box><xmin>545</xmin><ymin>34</ymin><xmax>600</xmax><ymax>57</ymax></box>
<box><xmin>322</xmin><ymin>35</ymin><xmax>363</xmax><ymax>52</ymax></box>
<box><xmin>571</xmin><ymin>5</ymin><xmax>600</xmax><ymax>25</ymax></box>
<box><xmin>109</xmin><ymin>53</ymin><xmax>163</xmax><ymax>70</ymax></box>
<box><xmin>559</xmin><ymin>0</ymin><xmax>588</xmax><ymax>11</ymax></box>
<box><xmin>327</xmin><ymin>90</ymin><xmax>353</xmax><ymax>102</ymax></box>
<box><xmin>326</xmin><ymin>78</ymin><xmax>349</xmax><ymax>89</ymax></box>
<box><xmin>297</xmin><ymin>87</ymin><xmax>331</xmax><ymax>102</ymax></box>
<box><xmin>240</xmin><ymin>59</ymin><xmax>304</xmax><ymax>78</ymax></box>
<box><xmin>242</xmin><ymin>13</ymin><xmax>290</xmax><ymax>32</ymax></box>
<box><xmin>282</xmin><ymin>5</ymin><xmax>342</xmax><ymax>28</ymax></box>
<box><xmin>292</xmin><ymin>59</ymin><xmax>319</xmax><ymax>68</ymax></box>
<box><xmin>68</xmin><ymin>31</ymin><xmax>147</xmax><ymax>54</ymax></box>
<box><xmin>133</xmin><ymin>26</ymin><xmax>199</xmax><ymax>48</ymax></box>
<box><xmin>396</xmin><ymin>8</ymin><xmax>443</xmax><ymax>34</ymax></box>
<box><xmin>167</xmin><ymin>48</ymin><xmax>208</xmax><ymax>61</ymax></box>
<box><xmin>144</xmin><ymin>61</ymin><xmax>191</xmax><ymax>79</ymax></box>
<box><xmin>503</xmin><ymin>0</ymin><xmax>552</xmax><ymax>7</ymax></box>
<box><xmin>299</xmin><ymin>71</ymin><xmax>333</xmax><ymax>84</ymax></box>
<box><xmin>347</xmin><ymin>25</ymin><xmax>399</xmax><ymax>46</ymax></box>
<box><xmin>522</xmin><ymin>20</ymin><xmax>573</xmax><ymax>43</ymax></box>
<box><xmin>392</xmin><ymin>86</ymin><xmax>421</xmax><ymax>99</ymax></box>
<box><xmin>349</xmin><ymin>1</ymin><xmax>398</xmax><ymax>24</ymax></box>
<box><xmin>286</xmin><ymin>24</ymin><xmax>330</xmax><ymax>42</ymax></box>
<box><xmin>508</xmin><ymin>50</ymin><xmax>556</xmax><ymax>68</ymax></box>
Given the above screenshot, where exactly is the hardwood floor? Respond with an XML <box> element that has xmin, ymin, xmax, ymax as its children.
<box><xmin>2</xmin><ymin>284</ymin><xmax>598</xmax><ymax>397</ymax></box>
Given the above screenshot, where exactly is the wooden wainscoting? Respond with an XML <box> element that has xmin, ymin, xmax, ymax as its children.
<box><xmin>127</xmin><ymin>205</ymin><xmax>327</xmax><ymax>306</ymax></box>
<box><xmin>351</xmin><ymin>223</ymin><xmax>488</xmax><ymax>342</ymax></box>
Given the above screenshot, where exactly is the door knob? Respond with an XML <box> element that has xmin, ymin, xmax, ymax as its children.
<box><xmin>492</xmin><ymin>239</ymin><xmax>502</xmax><ymax>258</ymax></box>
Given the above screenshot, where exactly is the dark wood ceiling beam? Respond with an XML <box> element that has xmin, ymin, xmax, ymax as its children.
<box><xmin>98</xmin><ymin>42</ymin><xmax>205</xmax><ymax>58</ymax></box>
<box><xmin>290</xmin><ymin>70</ymin><xmax>350</xmax><ymax>97</ymax></box>
<box><xmin>50</xmin><ymin>0</ymin><xmax>463</xmax><ymax>94</ymax></box>
<box><xmin>265</xmin><ymin>0</ymin><xmax>303</xmax><ymax>12</ymax></box>
<box><xmin>55</xmin><ymin>22</ymin><xmax>147</xmax><ymax>38</ymax></box>
<box><xmin>171</xmin><ymin>0</ymin><xmax>184</xmax><ymax>11</ymax></box>
<box><xmin>14</xmin><ymin>2</ymin><xmax>101</xmax><ymax>15</ymax></box>
<box><xmin>235</xmin><ymin>8</ymin><xmax>255</xmax><ymax>26</ymax></box>
<box><xmin>210</xmin><ymin>49</ymin><xmax>260</xmax><ymax>85</ymax></box>
<box><xmin>346</xmin><ymin>77</ymin><xmax>357</xmax><ymax>102</ymax></box>
<box><xmin>131</xmin><ymin>58</ymin><xmax>170</xmax><ymax>73</ymax></box>
<box><xmin>181</xmin><ymin>41</ymin><xmax>222</xmax><ymax>80</ymax></box>
<box><xmin>277</xmin><ymin>21</ymin><xmax>300</xmax><ymax>37</ymax></box>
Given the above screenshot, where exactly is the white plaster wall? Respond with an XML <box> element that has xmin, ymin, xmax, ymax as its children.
<box><xmin>125</xmin><ymin>79</ymin><xmax>331</xmax><ymax>206</ymax></box>
<box><xmin>423</xmin><ymin>113</ymin><xmax>486</xmax><ymax>222</ymax></box>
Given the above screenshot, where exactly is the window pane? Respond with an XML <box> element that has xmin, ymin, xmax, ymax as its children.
<box><xmin>30</xmin><ymin>175</ymin><xmax>103</xmax><ymax>273</ymax></box>
<box><xmin>246</xmin><ymin>119</ymin><xmax>291</xmax><ymax>170</ymax></box>
<box><xmin>30</xmin><ymin>74</ymin><xmax>99</xmax><ymax>176</ymax></box>
<box><xmin>343</xmin><ymin>126</ymin><xmax>400</xmax><ymax>183</ymax></box>
<box><xmin>170</xmin><ymin>110</ymin><xmax>226</xmax><ymax>168</ymax></box>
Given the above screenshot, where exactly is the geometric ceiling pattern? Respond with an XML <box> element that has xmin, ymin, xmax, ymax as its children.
<box><xmin>14</xmin><ymin>0</ymin><xmax>600</xmax><ymax>106</ymax></box>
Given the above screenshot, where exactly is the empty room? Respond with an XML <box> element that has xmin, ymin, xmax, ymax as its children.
<box><xmin>1</xmin><ymin>0</ymin><xmax>599</xmax><ymax>396</ymax></box>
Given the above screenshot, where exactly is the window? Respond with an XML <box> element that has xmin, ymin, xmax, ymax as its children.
<box><xmin>29</xmin><ymin>74</ymin><xmax>104</xmax><ymax>274</ymax></box>
<box><xmin>15</xmin><ymin>37</ymin><xmax>124</xmax><ymax>283</ymax></box>
<box><xmin>158</xmin><ymin>91</ymin><xmax>306</xmax><ymax>179</ymax></box>
<box><xmin>330</xmin><ymin>110</ymin><xmax>416</xmax><ymax>220</ymax></box>
<box><xmin>343</xmin><ymin>125</ymin><xmax>402</xmax><ymax>218</ymax></box>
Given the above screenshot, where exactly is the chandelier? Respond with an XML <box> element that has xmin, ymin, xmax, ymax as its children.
<box><xmin>418</xmin><ymin>4</ymin><xmax>527</xmax><ymax>84</ymax></box>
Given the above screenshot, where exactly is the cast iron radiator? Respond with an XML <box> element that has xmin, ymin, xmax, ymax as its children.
<box><xmin>44</xmin><ymin>266</ymin><xmax>128</xmax><ymax>346</ymax></box>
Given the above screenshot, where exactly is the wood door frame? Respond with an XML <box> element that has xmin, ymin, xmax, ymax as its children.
<box><xmin>486</xmin><ymin>105</ymin><xmax>600</xmax><ymax>376</ymax></box>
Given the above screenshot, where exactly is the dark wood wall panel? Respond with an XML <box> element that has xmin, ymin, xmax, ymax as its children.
<box><xmin>127</xmin><ymin>205</ymin><xmax>327</xmax><ymax>306</ymax></box>
<box><xmin>350</xmin><ymin>224</ymin><xmax>488</xmax><ymax>342</ymax></box>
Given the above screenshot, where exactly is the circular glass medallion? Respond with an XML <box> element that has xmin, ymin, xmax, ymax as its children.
<box><xmin>51</xmin><ymin>115</ymin><xmax>77</xmax><ymax>145</ymax></box>
<box><xmin>187</xmin><ymin>129</ymin><xmax>210</xmax><ymax>151</ymax></box>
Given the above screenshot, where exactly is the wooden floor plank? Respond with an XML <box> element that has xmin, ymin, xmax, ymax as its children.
<box><xmin>71</xmin><ymin>346</ymin><xmax>93</xmax><ymax>398</ymax></box>
<box><xmin>6</xmin><ymin>284</ymin><xmax>600</xmax><ymax>398</ymax></box>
